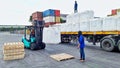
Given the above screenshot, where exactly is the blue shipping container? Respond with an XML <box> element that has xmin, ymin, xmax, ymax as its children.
<box><xmin>43</xmin><ymin>9</ymin><xmax>55</xmax><ymax>17</ymax></box>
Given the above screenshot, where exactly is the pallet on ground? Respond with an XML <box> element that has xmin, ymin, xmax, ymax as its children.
<box><xmin>50</xmin><ymin>53</ymin><xmax>74</xmax><ymax>61</ymax></box>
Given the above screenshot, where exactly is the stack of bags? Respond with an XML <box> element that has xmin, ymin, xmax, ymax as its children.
<box><xmin>3</xmin><ymin>42</ymin><xmax>25</xmax><ymax>60</ymax></box>
<box><xmin>43</xmin><ymin>24</ymin><xmax>61</xmax><ymax>44</ymax></box>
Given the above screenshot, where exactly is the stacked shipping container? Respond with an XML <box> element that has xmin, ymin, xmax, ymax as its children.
<box><xmin>108</xmin><ymin>8</ymin><xmax>120</xmax><ymax>16</ymax></box>
<box><xmin>32</xmin><ymin>12</ymin><xmax>43</xmax><ymax>21</ymax></box>
<box><xmin>31</xmin><ymin>9</ymin><xmax>60</xmax><ymax>27</ymax></box>
<box><xmin>43</xmin><ymin>9</ymin><xmax>60</xmax><ymax>27</ymax></box>
<box><xmin>32</xmin><ymin>12</ymin><xmax>43</xmax><ymax>26</ymax></box>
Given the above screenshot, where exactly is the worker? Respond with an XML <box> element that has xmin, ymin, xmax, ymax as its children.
<box><xmin>30</xmin><ymin>29</ymin><xmax>35</xmax><ymax>37</ymax></box>
<box><xmin>74</xmin><ymin>0</ymin><xmax>78</xmax><ymax>13</ymax></box>
<box><xmin>77</xmin><ymin>31</ymin><xmax>85</xmax><ymax>62</ymax></box>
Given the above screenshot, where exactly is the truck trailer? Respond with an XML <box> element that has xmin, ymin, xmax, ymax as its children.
<box><xmin>59</xmin><ymin>11</ymin><xmax>120</xmax><ymax>52</ymax></box>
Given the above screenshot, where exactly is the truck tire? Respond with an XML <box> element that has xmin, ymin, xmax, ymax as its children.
<box><xmin>117</xmin><ymin>40</ymin><xmax>120</xmax><ymax>51</ymax></box>
<box><xmin>101</xmin><ymin>38</ymin><xmax>115</xmax><ymax>51</ymax></box>
<box><xmin>30</xmin><ymin>43</ymin><xmax>37</xmax><ymax>50</ymax></box>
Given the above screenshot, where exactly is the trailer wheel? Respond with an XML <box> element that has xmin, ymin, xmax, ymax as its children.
<box><xmin>117</xmin><ymin>40</ymin><xmax>120</xmax><ymax>51</ymax></box>
<box><xmin>101</xmin><ymin>38</ymin><xmax>115</xmax><ymax>51</ymax></box>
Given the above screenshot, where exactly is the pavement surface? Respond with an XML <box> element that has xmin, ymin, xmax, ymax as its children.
<box><xmin>0</xmin><ymin>32</ymin><xmax>120</xmax><ymax>68</ymax></box>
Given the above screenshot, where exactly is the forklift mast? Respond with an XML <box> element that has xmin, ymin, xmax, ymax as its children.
<box><xmin>33</xmin><ymin>20</ymin><xmax>44</xmax><ymax>45</ymax></box>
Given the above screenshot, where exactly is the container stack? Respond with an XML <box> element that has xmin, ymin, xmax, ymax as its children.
<box><xmin>3</xmin><ymin>42</ymin><xmax>25</xmax><ymax>60</ymax></box>
<box><xmin>111</xmin><ymin>9</ymin><xmax>117</xmax><ymax>15</ymax></box>
<box><xmin>108</xmin><ymin>8</ymin><xmax>120</xmax><ymax>16</ymax></box>
<box><xmin>32</xmin><ymin>12</ymin><xmax>43</xmax><ymax>21</ymax></box>
<box><xmin>43</xmin><ymin>9</ymin><xmax>60</xmax><ymax>27</ymax></box>
<box><xmin>32</xmin><ymin>12</ymin><xmax>43</xmax><ymax>25</ymax></box>
<box><xmin>117</xmin><ymin>9</ymin><xmax>120</xmax><ymax>15</ymax></box>
<box><xmin>54</xmin><ymin>10</ymin><xmax>61</xmax><ymax>24</ymax></box>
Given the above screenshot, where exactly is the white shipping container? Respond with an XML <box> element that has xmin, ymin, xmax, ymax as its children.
<box><xmin>43</xmin><ymin>16</ymin><xmax>55</xmax><ymax>23</ymax></box>
<box><xmin>90</xmin><ymin>19</ymin><xmax>103</xmax><ymax>31</ymax></box>
<box><xmin>80</xmin><ymin>21</ymin><xmax>90</xmax><ymax>31</ymax></box>
<box><xmin>103</xmin><ymin>17</ymin><xmax>117</xmax><ymax>31</ymax></box>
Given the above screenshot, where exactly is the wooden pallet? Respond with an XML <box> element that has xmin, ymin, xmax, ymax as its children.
<box><xmin>4</xmin><ymin>52</ymin><xmax>25</xmax><ymax>56</ymax></box>
<box><xmin>3</xmin><ymin>49</ymin><xmax>24</xmax><ymax>54</ymax></box>
<box><xmin>50</xmin><ymin>53</ymin><xmax>74</xmax><ymax>61</ymax></box>
<box><xmin>4</xmin><ymin>54</ymin><xmax>25</xmax><ymax>60</ymax></box>
<box><xmin>3</xmin><ymin>42</ymin><xmax>24</xmax><ymax>50</ymax></box>
<box><xmin>3</xmin><ymin>42</ymin><xmax>25</xmax><ymax>60</ymax></box>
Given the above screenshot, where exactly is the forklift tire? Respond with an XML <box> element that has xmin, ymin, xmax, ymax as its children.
<box><xmin>40</xmin><ymin>42</ymin><xmax>46</xmax><ymax>49</ymax></box>
<box><xmin>30</xmin><ymin>43</ymin><xmax>37</xmax><ymax>50</ymax></box>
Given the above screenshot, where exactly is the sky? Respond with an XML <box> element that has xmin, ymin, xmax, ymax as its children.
<box><xmin>0</xmin><ymin>0</ymin><xmax>120</xmax><ymax>25</ymax></box>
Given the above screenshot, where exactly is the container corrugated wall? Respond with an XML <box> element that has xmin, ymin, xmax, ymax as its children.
<box><xmin>55</xmin><ymin>10</ymin><xmax>60</xmax><ymax>16</ymax></box>
<box><xmin>32</xmin><ymin>12</ymin><xmax>43</xmax><ymax>21</ymax></box>
<box><xmin>43</xmin><ymin>9</ymin><xmax>60</xmax><ymax>27</ymax></box>
<box><xmin>117</xmin><ymin>9</ymin><xmax>120</xmax><ymax>15</ymax></box>
<box><xmin>111</xmin><ymin>9</ymin><xmax>117</xmax><ymax>15</ymax></box>
<box><xmin>43</xmin><ymin>9</ymin><xmax>55</xmax><ymax>17</ymax></box>
<box><xmin>55</xmin><ymin>17</ymin><xmax>60</xmax><ymax>23</ymax></box>
<box><xmin>43</xmin><ymin>16</ymin><xmax>55</xmax><ymax>23</ymax></box>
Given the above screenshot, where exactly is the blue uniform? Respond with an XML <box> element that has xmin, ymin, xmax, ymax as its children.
<box><xmin>78</xmin><ymin>35</ymin><xmax>85</xmax><ymax>48</ymax></box>
<box><xmin>78</xmin><ymin>35</ymin><xmax>85</xmax><ymax>60</ymax></box>
<box><xmin>74</xmin><ymin>1</ymin><xmax>78</xmax><ymax>13</ymax></box>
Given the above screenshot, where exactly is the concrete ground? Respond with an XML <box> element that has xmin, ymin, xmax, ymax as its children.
<box><xmin>0</xmin><ymin>32</ymin><xmax>120</xmax><ymax>68</ymax></box>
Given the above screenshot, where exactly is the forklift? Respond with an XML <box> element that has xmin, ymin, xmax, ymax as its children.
<box><xmin>22</xmin><ymin>20</ymin><xmax>46</xmax><ymax>50</ymax></box>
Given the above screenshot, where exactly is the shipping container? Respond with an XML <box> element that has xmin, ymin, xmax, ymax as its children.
<box><xmin>32</xmin><ymin>17</ymin><xmax>43</xmax><ymax>21</ymax></box>
<box><xmin>117</xmin><ymin>9</ymin><xmax>120</xmax><ymax>15</ymax></box>
<box><xmin>111</xmin><ymin>9</ymin><xmax>117</xmax><ymax>15</ymax></box>
<box><xmin>32</xmin><ymin>12</ymin><xmax>43</xmax><ymax>18</ymax></box>
<box><xmin>55</xmin><ymin>10</ymin><xmax>60</xmax><ymax>16</ymax></box>
<box><xmin>56</xmin><ymin>22</ymin><xmax>60</xmax><ymax>24</ymax></box>
<box><xmin>44</xmin><ymin>22</ymin><xmax>56</xmax><ymax>27</ymax></box>
<box><xmin>55</xmin><ymin>17</ymin><xmax>60</xmax><ymax>23</ymax></box>
<box><xmin>43</xmin><ymin>16</ymin><xmax>55</xmax><ymax>23</ymax></box>
<box><xmin>43</xmin><ymin>9</ymin><xmax>55</xmax><ymax>17</ymax></box>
